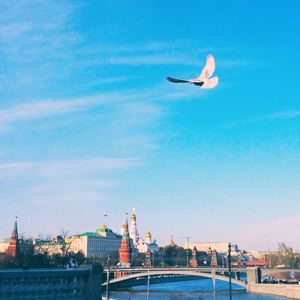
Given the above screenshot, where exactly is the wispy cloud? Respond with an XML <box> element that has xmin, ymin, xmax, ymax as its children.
<box><xmin>0</xmin><ymin>157</ymin><xmax>139</xmax><ymax>179</ymax></box>
<box><xmin>79</xmin><ymin>52</ymin><xmax>251</xmax><ymax>68</ymax></box>
<box><xmin>0</xmin><ymin>157</ymin><xmax>140</xmax><ymax>206</ymax></box>
<box><xmin>30</xmin><ymin>179</ymin><xmax>118</xmax><ymax>194</ymax></box>
<box><xmin>228</xmin><ymin>110</ymin><xmax>300</xmax><ymax>128</ymax></box>
<box><xmin>0</xmin><ymin>1</ymin><xmax>80</xmax><ymax>97</ymax></box>
<box><xmin>0</xmin><ymin>82</ymin><xmax>208</xmax><ymax>131</ymax></box>
<box><xmin>84</xmin><ymin>76</ymin><xmax>131</xmax><ymax>87</ymax></box>
<box><xmin>0</xmin><ymin>1</ymin><xmax>79</xmax><ymax>60</ymax></box>
<box><xmin>105</xmin><ymin>53</ymin><xmax>198</xmax><ymax>66</ymax></box>
<box><xmin>0</xmin><ymin>96</ymin><xmax>108</xmax><ymax>124</ymax></box>
<box><xmin>0</xmin><ymin>22</ymin><xmax>32</xmax><ymax>39</ymax></box>
<box><xmin>73</xmin><ymin>38</ymin><xmax>251</xmax><ymax>68</ymax></box>
<box><xmin>29</xmin><ymin>179</ymin><xmax>118</xmax><ymax>205</ymax></box>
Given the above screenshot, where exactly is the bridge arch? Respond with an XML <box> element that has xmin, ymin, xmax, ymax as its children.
<box><xmin>104</xmin><ymin>269</ymin><xmax>246</xmax><ymax>288</ymax></box>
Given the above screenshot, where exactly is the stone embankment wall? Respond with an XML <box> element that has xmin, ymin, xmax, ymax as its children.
<box><xmin>247</xmin><ymin>284</ymin><xmax>300</xmax><ymax>299</ymax></box>
<box><xmin>0</xmin><ymin>264</ymin><xmax>102</xmax><ymax>300</ymax></box>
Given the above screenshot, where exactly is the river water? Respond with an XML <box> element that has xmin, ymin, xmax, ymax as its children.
<box><xmin>109</xmin><ymin>278</ymin><xmax>285</xmax><ymax>300</ymax></box>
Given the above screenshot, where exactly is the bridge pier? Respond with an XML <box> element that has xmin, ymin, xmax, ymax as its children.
<box><xmin>83</xmin><ymin>264</ymin><xmax>103</xmax><ymax>300</ymax></box>
<box><xmin>246</xmin><ymin>267</ymin><xmax>261</xmax><ymax>284</ymax></box>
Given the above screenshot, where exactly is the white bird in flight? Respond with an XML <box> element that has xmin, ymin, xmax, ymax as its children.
<box><xmin>166</xmin><ymin>54</ymin><xmax>219</xmax><ymax>89</ymax></box>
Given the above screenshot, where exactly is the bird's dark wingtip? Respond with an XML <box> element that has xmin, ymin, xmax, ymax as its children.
<box><xmin>166</xmin><ymin>76</ymin><xmax>188</xmax><ymax>83</ymax></box>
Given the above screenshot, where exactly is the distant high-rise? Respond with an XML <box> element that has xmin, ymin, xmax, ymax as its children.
<box><xmin>129</xmin><ymin>208</ymin><xmax>138</xmax><ymax>246</ymax></box>
<box><xmin>119</xmin><ymin>216</ymin><xmax>131</xmax><ymax>267</ymax></box>
<box><xmin>7</xmin><ymin>218</ymin><xmax>19</xmax><ymax>257</ymax></box>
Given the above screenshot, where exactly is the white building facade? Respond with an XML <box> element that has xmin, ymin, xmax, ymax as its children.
<box><xmin>129</xmin><ymin>208</ymin><xmax>139</xmax><ymax>246</ymax></box>
<box><xmin>68</xmin><ymin>225</ymin><xmax>122</xmax><ymax>258</ymax></box>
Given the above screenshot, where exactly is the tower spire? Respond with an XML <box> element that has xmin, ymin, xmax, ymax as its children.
<box><xmin>7</xmin><ymin>217</ymin><xmax>19</xmax><ymax>257</ymax></box>
<box><xmin>129</xmin><ymin>208</ymin><xmax>138</xmax><ymax>246</ymax></box>
<box><xmin>13</xmin><ymin>216</ymin><xmax>18</xmax><ymax>237</ymax></box>
<box><xmin>119</xmin><ymin>214</ymin><xmax>132</xmax><ymax>267</ymax></box>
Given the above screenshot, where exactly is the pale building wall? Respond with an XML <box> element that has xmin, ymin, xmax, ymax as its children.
<box><xmin>69</xmin><ymin>235</ymin><xmax>121</xmax><ymax>258</ymax></box>
<box><xmin>186</xmin><ymin>242</ymin><xmax>239</xmax><ymax>254</ymax></box>
<box><xmin>137</xmin><ymin>241</ymin><xmax>149</xmax><ymax>253</ymax></box>
<box><xmin>0</xmin><ymin>240</ymin><xmax>9</xmax><ymax>253</ymax></box>
<box><xmin>69</xmin><ymin>236</ymin><xmax>88</xmax><ymax>257</ymax></box>
<box><xmin>34</xmin><ymin>243</ymin><xmax>64</xmax><ymax>255</ymax></box>
<box><xmin>130</xmin><ymin>216</ymin><xmax>138</xmax><ymax>246</ymax></box>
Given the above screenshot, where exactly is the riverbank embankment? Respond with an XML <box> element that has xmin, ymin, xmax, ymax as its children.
<box><xmin>248</xmin><ymin>284</ymin><xmax>300</xmax><ymax>299</ymax></box>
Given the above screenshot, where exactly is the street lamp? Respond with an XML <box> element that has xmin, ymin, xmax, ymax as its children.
<box><xmin>180</xmin><ymin>236</ymin><xmax>191</xmax><ymax>268</ymax></box>
<box><xmin>146</xmin><ymin>268</ymin><xmax>150</xmax><ymax>300</ymax></box>
<box><xmin>152</xmin><ymin>250</ymin><xmax>155</xmax><ymax>268</ymax></box>
<box><xmin>106</xmin><ymin>255</ymin><xmax>110</xmax><ymax>300</ymax></box>
<box><xmin>228</xmin><ymin>243</ymin><xmax>232</xmax><ymax>300</ymax></box>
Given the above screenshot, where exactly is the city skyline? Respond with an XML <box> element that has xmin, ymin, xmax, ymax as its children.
<box><xmin>1</xmin><ymin>1</ymin><xmax>300</xmax><ymax>251</ymax></box>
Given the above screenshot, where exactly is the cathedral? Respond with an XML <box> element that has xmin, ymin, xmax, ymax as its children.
<box><xmin>129</xmin><ymin>209</ymin><xmax>159</xmax><ymax>254</ymax></box>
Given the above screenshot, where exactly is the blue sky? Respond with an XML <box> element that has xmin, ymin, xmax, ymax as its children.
<box><xmin>1</xmin><ymin>0</ymin><xmax>300</xmax><ymax>250</ymax></box>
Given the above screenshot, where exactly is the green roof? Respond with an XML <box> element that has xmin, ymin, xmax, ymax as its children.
<box><xmin>80</xmin><ymin>232</ymin><xmax>99</xmax><ymax>237</ymax></box>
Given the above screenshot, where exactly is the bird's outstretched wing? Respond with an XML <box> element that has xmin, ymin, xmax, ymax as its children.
<box><xmin>166</xmin><ymin>76</ymin><xmax>190</xmax><ymax>83</ymax></box>
<box><xmin>196</xmin><ymin>55</ymin><xmax>216</xmax><ymax>81</ymax></box>
<box><xmin>166</xmin><ymin>54</ymin><xmax>218</xmax><ymax>89</ymax></box>
<box><xmin>201</xmin><ymin>76</ymin><xmax>219</xmax><ymax>89</ymax></box>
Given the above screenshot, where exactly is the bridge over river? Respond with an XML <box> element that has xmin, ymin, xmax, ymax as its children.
<box><xmin>103</xmin><ymin>267</ymin><xmax>300</xmax><ymax>299</ymax></box>
<box><xmin>103</xmin><ymin>267</ymin><xmax>256</xmax><ymax>289</ymax></box>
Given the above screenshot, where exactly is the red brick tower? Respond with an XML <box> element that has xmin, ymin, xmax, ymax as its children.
<box><xmin>119</xmin><ymin>216</ymin><xmax>131</xmax><ymax>267</ymax></box>
<box><xmin>189</xmin><ymin>246</ymin><xmax>198</xmax><ymax>267</ymax></box>
<box><xmin>7</xmin><ymin>218</ymin><xmax>19</xmax><ymax>257</ymax></box>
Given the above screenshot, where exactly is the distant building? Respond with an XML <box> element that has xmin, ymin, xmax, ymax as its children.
<box><xmin>0</xmin><ymin>218</ymin><xmax>33</xmax><ymax>258</ymax></box>
<box><xmin>119</xmin><ymin>217</ymin><xmax>131</xmax><ymax>267</ymax></box>
<box><xmin>69</xmin><ymin>224</ymin><xmax>122</xmax><ymax>258</ymax></box>
<box><xmin>236</xmin><ymin>250</ymin><xmax>267</xmax><ymax>267</ymax></box>
<box><xmin>33</xmin><ymin>235</ymin><xmax>65</xmax><ymax>256</ymax></box>
<box><xmin>0</xmin><ymin>239</ymin><xmax>10</xmax><ymax>253</ymax></box>
<box><xmin>136</xmin><ymin>238</ymin><xmax>148</xmax><ymax>253</ymax></box>
<box><xmin>136</xmin><ymin>231</ymin><xmax>159</xmax><ymax>254</ymax></box>
<box><xmin>186</xmin><ymin>242</ymin><xmax>239</xmax><ymax>255</ymax></box>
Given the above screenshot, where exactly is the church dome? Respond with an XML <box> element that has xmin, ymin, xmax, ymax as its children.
<box><xmin>97</xmin><ymin>224</ymin><xmax>113</xmax><ymax>236</ymax></box>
